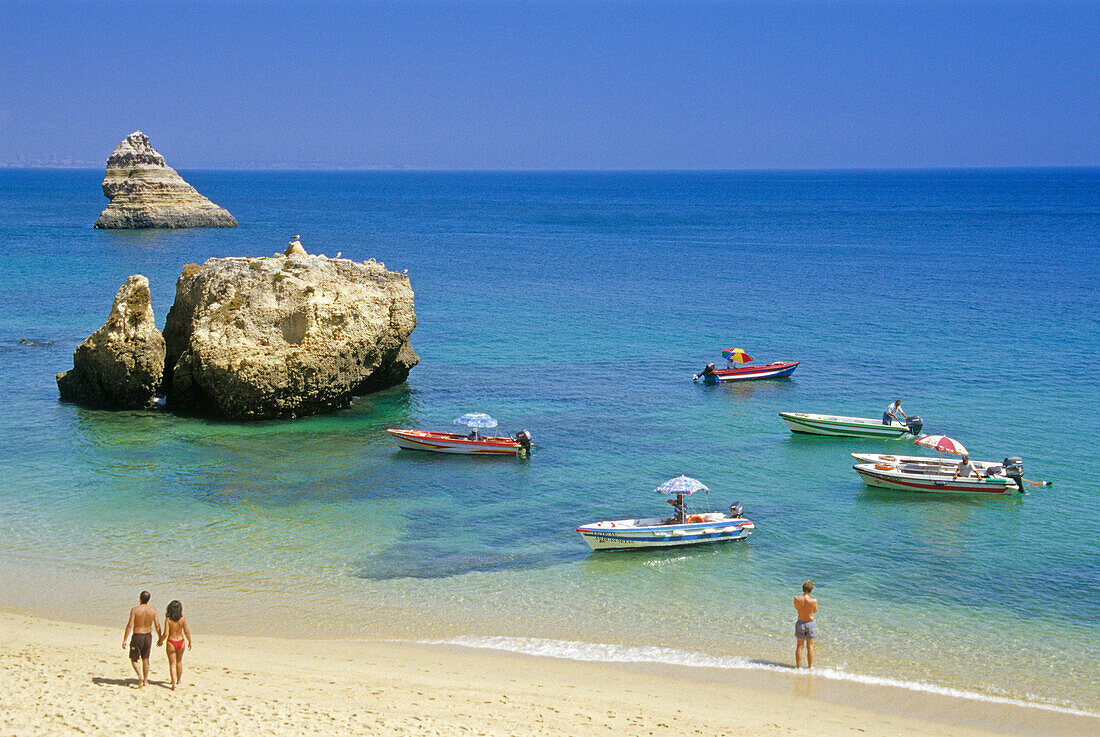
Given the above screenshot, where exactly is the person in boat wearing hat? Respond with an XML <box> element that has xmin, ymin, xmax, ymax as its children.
<box><xmin>953</xmin><ymin>455</ymin><xmax>978</xmax><ymax>480</ymax></box>
<box><xmin>883</xmin><ymin>399</ymin><xmax>908</xmax><ymax>426</ymax></box>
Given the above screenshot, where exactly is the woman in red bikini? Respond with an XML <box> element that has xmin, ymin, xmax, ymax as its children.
<box><xmin>156</xmin><ymin>600</ymin><xmax>192</xmax><ymax>690</ymax></box>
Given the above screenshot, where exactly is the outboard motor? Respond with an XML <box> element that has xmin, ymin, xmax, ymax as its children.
<box><xmin>1003</xmin><ymin>457</ymin><xmax>1025</xmax><ymax>492</ymax></box>
<box><xmin>729</xmin><ymin>502</ymin><xmax>744</xmax><ymax>519</ymax></box>
<box><xmin>905</xmin><ymin>416</ymin><xmax>923</xmax><ymax>436</ymax></box>
<box><xmin>514</xmin><ymin>429</ymin><xmax>533</xmax><ymax>453</ymax></box>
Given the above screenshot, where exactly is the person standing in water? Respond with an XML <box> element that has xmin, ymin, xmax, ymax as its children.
<box><xmin>794</xmin><ymin>580</ymin><xmax>818</xmax><ymax>668</ymax></box>
<box><xmin>157</xmin><ymin>600</ymin><xmax>192</xmax><ymax>690</ymax></box>
<box><xmin>122</xmin><ymin>591</ymin><xmax>162</xmax><ymax>688</ymax></box>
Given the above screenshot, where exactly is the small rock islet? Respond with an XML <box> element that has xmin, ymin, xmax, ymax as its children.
<box><xmin>94</xmin><ymin>131</ymin><xmax>238</xmax><ymax>229</ymax></box>
<box><xmin>57</xmin><ymin>239</ymin><xmax>418</xmax><ymax>420</ymax></box>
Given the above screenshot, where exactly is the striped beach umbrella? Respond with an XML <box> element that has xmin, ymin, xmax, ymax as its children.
<box><xmin>722</xmin><ymin>348</ymin><xmax>753</xmax><ymax>364</ymax></box>
<box><xmin>654</xmin><ymin>475</ymin><xmax>709</xmax><ymax>495</ymax></box>
<box><xmin>453</xmin><ymin>412</ymin><xmax>499</xmax><ymax>429</ymax></box>
<box><xmin>913</xmin><ymin>434</ymin><xmax>968</xmax><ymax>456</ymax></box>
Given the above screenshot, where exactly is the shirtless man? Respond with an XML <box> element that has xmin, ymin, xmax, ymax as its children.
<box><xmin>122</xmin><ymin>591</ymin><xmax>162</xmax><ymax>687</ymax></box>
<box><xmin>794</xmin><ymin>580</ymin><xmax>818</xmax><ymax>669</ymax></box>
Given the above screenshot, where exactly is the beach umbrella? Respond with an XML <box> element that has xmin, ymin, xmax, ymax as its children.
<box><xmin>722</xmin><ymin>348</ymin><xmax>753</xmax><ymax>364</ymax></box>
<box><xmin>654</xmin><ymin>475</ymin><xmax>710</xmax><ymax>495</ymax></box>
<box><xmin>913</xmin><ymin>434</ymin><xmax>968</xmax><ymax>456</ymax></box>
<box><xmin>453</xmin><ymin>412</ymin><xmax>499</xmax><ymax>429</ymax></box>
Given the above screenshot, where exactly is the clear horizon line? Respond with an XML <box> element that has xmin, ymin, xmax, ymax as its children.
<box><xmin>2</xmin><ymin>164</ymin><xmax>1098</xmax><ymax>174</ymax></box>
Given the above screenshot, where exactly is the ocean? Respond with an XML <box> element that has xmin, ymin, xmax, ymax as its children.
<box><xmin>1</xmin><ymin>168</ymin><xmax>1097</xmax><ymax>714</ymax></box>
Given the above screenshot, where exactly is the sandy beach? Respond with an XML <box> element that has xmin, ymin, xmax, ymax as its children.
<box><xmin>0</xmin><ymin>608</ymin><xmax>1092</xmax><ymax>737</ymax></box>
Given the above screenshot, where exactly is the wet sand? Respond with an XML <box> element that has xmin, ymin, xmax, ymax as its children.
<box><xmin>1</xmin><ymin>609</ymin><xmax>1092</xmax><ymax>737</ymax></box>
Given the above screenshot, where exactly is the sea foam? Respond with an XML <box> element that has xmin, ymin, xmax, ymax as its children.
<box><xmin>416</xmin><ymin>635</ymin><xmax>1098</xmax><ymax>719</ymax></box>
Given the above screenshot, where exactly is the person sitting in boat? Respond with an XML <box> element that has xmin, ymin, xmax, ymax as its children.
<box><xmin>953</xmin><ymin>455</ymin><xmax>978</xmax><ymax>480</ymax></box>
<box><xmin>666</xmin><ymin>494</ymin><xmax>687</xmax><ymax>524</ymax></box>
<box><xmin>882</xmin><ymin>400</ymin><xmax>908</xmax><ymax>426</ymax></box>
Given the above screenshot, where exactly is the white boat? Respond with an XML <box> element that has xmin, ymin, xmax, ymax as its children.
<box><xmin>852</xmin><ymin>452</ymin><xmax>970</xmax><ymax>466</ymax></box>
<box><xmin>576</xmin><ymin>512</ymin><xmax>755</xmax><ymax>550</ymax></box>
<box><xmin>780</xmin><ymin>412</ymin><xmax>923</xmax><ymax>439</ymax></box>
<box><xmin>576</xmin><ymin>475</ymin><xmax>754</xmax><ymax>551</ymax></box>
<box><xmin>853</xmin><ymin>456</ymin><xmax>1026</xmax><ymax>495</ymax></box>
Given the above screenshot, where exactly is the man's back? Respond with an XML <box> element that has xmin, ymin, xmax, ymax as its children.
<box><xmin>794</xmin><ymin>593</ymin><xmax>817</xmax><ymax>621</ymax></box>
<box><xmin>131</xmin><ymin>604</ymin><xmax>156</xmax><ymax>633</ymax></box>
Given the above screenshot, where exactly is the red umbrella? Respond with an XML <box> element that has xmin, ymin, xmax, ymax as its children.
<box><xmin>913</xmin><ymin>434</ymin><xmax>968</xmax><ymax>456</ymax></box>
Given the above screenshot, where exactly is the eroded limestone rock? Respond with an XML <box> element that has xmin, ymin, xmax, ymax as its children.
<box><xmin>94</xmin><ymin>131</ymin><xmax>237</xmax><ymax>229</ymax></box>
<box><xmin>56</xmin><ymin>275</ymin><xmax>166</xmax><ymax>408</ymax></box>
<box><xmin>163</xmin><ymin>244</ymin><xmax>418</xmax><ymax>419</ymax></box>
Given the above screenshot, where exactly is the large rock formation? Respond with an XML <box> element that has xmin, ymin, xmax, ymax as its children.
<box><xmin>162</xmin><ymin>241</ymin><xmax>418</xmax><ymax>419</ymax></box>
<box><xmin>94</xmin><ymin>132</ymin><xmax>238</xmax><ymax>229</ymax></box>
<box><xmin>56</xmin><ymin>275</ymin><xmax>166</xmax><ymax>408</ymax></box>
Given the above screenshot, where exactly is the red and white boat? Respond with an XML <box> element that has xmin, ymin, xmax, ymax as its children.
<box><xmin>694</xmin><ymin>361</ymin><xmax>799</xmax><ymax>383</ymax></box>
<box><xmin>852</xmin><ymin>433</ymin><xmax>1028</xmax><ymax>495</ymax></box>
<box><xmin>388</xmin><ymin>413</ymin><xmax>532</xmax><ymax>456</ymax></box>
<box><xmin>387</xmin><ymin>428</ymin><xmax>531</xmax><ymax>455</ymax></box>
<box><xmin>853</xmin><ymin>458</ymin><xmax>1026</xmax><ymax>495</ymax></box>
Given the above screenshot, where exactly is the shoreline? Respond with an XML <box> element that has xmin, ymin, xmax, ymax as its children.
<box><xmin>1</xmin><ymin>608</ymin><xmax>1094</xmax><ymax>736</ymax></box>
<box><xmin>1</xmin><ymin>558</ymin><xmax>1095</xmax><ymax>724</ymax></box>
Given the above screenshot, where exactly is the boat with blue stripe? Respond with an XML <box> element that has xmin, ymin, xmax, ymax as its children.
<box><xmin>576</xmin><ymin>475</ymin><xmax>755</xmax><ymax>551</ymax></box>
<box><xmin>576</xmin><ymin>514</ymin><xmax>755</xmax><ymax>550</ymax></box>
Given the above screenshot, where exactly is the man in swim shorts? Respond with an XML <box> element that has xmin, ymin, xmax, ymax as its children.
<box><xmin>122</xmin><ymin>591</ymin><xmax>161</xmax><ymax>687</ymax></box>
<box><xmin>794</xmin><ymin>579</ymin><xmax>818</xmax><ymax>668</ymax></box>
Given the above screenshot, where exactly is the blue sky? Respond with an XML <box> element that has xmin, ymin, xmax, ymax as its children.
<box><xmin>0</xmin><ymin>1</ymin><xmax>1096</xmax><ymax>169</ymax></box>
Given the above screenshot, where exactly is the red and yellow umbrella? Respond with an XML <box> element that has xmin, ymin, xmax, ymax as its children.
<box><xmin>913</xmin><ymin>434</ymin><xmax>968</xmax><ymax>456</ymax></box>
<box><xmin>721</xmin><ymin>348</ymin><xmax>753</xmax><ymax>364</ymax></box>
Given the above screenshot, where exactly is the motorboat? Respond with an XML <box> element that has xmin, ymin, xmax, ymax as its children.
<box><xmin>852</xmin><ymin>452</ymin><xmax>967</xmax><ymax>466</ymax></box>
<box><xmin>852</xmin><ymin>434</ymin><xmax>972</xmax><ymax>467</ymax></box>
<box><xmin>576</xmin><ymin>476</ymin><xmax>755</xmax><ymax>550</ymax></box>
<box><xmin>389</xmin><ymin>412</ymin><xmax>532</xmax><ymax>456</ymax></box>
<box><xmin>694</xmin><ymin>361</ymin><xmax>799</xmax><ymax>383</ymax></box>
<box><xmin>853</xmin><ymin>456</ymin><xmax>1026</xmax><ymax>495</ymax></box>
<box><xmin>387</xmin><ymin>428</ymin><xmax>531</xmax><ymax>455</ymax></box>
<box><xmin>780</xmin><ymin>412</ymin><xmax>923</xmax><ymax>438</ymax></box>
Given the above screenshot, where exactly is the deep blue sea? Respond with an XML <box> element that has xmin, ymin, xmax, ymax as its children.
<box><xmin>1</xmin><ymin>169</ymin><xmax>1097</xmax><ymax>712</ymax></box>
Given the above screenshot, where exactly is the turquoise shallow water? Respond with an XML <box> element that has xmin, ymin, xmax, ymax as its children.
<box><xmin>0</xmin><ymin>169</ymin><xmax>1098</xmax><ymax>712</ymax></box>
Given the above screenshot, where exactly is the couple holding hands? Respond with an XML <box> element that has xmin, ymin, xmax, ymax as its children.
<box><xmin>121</xmin><ymin>591</ymin><xmax>192</xmax><ymax>690</ymax></box>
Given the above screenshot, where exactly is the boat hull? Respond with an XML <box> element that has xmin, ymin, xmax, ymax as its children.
<box><xmin>780</xmin><ymin>412</ymin><xmax>911</xmax><ymax>438</ymax></box>
<box><xmin>853</xmin><ymin>463</ymin><xmax>1019</xmax><ymax>495</ymax></box>
<box><xmin>699</xmin><ymin>361</ymin><xmax>799</xmax><ymax>383</ymax></box>
<box><xmin>387</xmin><ymin>429</ymin><xmax>523</xmax><ymax>455</ymax></box>
<box><xmin>576</xmin><ymin>517</ymin><xmax>755</xmax><ymax>550</ymax></box>
<box><xmin>851</xmin><ymin>453</ymin><xmax>996</xmax><ymax>468</ymax></box>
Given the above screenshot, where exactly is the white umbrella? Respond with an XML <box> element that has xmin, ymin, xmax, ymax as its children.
<box><xmin>654</xmin><ymin>475</ymin><xmax>709</xmax><ymax>495</ymax></box>
<box><xmin>453</xmin><ymin>412</ymin><xmax>499</xmax><ymax>430</ymax></box>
